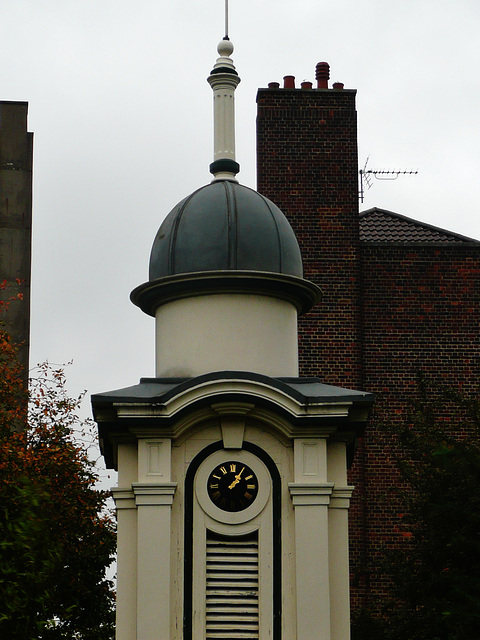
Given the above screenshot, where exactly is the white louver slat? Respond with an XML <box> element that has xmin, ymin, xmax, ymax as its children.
<box><xmin>206</xmin><ymin>531</ymin><xmax>259</xmax><ymax>640</ymax></box>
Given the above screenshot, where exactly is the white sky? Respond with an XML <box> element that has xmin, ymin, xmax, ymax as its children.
<box><xmin>2</xmin><ymin>1</ymin><xmax>479</xmax><ymax>471</ymax></box>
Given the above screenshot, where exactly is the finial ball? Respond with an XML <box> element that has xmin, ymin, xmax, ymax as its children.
<box><xmin>217</xmin><ymin>39</ymin><xmax>234</xmax><ymax>58</ymax></box>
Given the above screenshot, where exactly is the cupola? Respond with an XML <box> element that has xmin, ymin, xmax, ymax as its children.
<box><xmin>130</xmin><ymin>36</ymin><xmax>321</xmax><ymax>378</ymax></box>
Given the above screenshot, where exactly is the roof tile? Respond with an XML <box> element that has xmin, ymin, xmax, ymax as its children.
<box><xmin>359</xmin><ymin>208</ymin><xmax>479</xmax><ymax>244</ymax></box>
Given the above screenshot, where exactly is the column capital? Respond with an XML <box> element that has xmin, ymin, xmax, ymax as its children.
<box><xmin>111</xmin><ymin>488</ymin><xmax>136</xmax><ymax>510</ymax></box>
<box><xmin>288</xmin><ymin>482</ymin><xmax>334</xmax><ymax>506</ymax></box>
<box><xmin>330</xmin><ymin>486</ymin><xmax>355</xmax><ymax>509</ymax></box>
<box><xmin>132</xmin><ymin>482</ymin><xmax>177</xmax><ymax>506</ymax></box>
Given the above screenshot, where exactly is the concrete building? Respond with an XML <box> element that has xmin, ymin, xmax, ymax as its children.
<box><xmin>0</xmin><ymin>101</ymin><xmax>33</xmax><ymax>379</ymax></box>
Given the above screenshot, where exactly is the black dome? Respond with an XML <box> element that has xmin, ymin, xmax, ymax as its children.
<box><xmin>131</xmin><ymin>181</ymin><xmax>321</xmax><ymax>316</ymax></box>
<box><xmin>149</xmin><ymin>181</ymin><xmax>303</xmax><ymax>280</ymax></box>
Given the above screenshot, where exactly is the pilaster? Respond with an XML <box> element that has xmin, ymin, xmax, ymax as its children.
<box><xmin>133</xmin><ymin>483</ymin><xmax>177</xmax><ymax>640</ymax></box>
<box><xmin>290</xmin><ymin>438</ymin><xmax>333</xmax><ymax>640</ymax></box>
<box><xmin>112</xmin><ymin>489</ymin><xmax>136</xmax><ymax>640</ymax></box>
<box><xmin>289</xmin><ymin>483</ymin><xmax>334</xmax><ymax>640</ymax></box>
<box><xmin>329</xmin><ymin>486</ymin><xmax>354</xmax><ymax>640</ymax></box>
<box><xmin>326</xmin><ymin>441</ymin><xmax>354</xmax><ymax>639</ymax></box>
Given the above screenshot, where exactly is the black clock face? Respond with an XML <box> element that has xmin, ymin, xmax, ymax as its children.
<box><xmin>207</xmin><ymin>461</ymin><xmax>259</xmax><ymax>512</ymax></box>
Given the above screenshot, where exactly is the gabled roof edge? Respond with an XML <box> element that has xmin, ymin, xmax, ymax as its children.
<box><xmin>360</xmin><ymin>207</ymin><xmax>480</xmax><ymax>245</ymax></box>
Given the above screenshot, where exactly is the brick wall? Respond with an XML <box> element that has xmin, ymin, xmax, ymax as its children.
<box><xmin>362</xmin><ymin>244</ymin><xmax>480</xmax><ymax>399</ymax></box>
<box><xmin>349</xmin><ymin>244</ymin><xmax>480</xmax><ymax>607</ymax></box>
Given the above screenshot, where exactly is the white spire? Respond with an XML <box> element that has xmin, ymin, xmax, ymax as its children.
<box><xmin>224</xmin><ymin>0</ymin><xmax>229</xmax><ymax>39</ymax></box>
<box><xmin>207</xmin><ymin>37</ymin><xmax>241</xmax><ymax>181</ymax></box>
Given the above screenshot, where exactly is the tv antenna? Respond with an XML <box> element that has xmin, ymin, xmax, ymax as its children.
<box><xmin>359</xmin><ymin>157</ymin><xmax>418</xmax><ymax>203</ymax></box>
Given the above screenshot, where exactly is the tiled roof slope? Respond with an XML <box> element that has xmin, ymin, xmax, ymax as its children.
<box><xmin>360</xmin><ymin>207</ymin><xmax>480</xmax><ymax>244</ymax></box>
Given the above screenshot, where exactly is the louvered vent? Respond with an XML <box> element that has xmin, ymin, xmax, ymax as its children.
<box><xmin>205</xmin><ymin>530</ymin><xmax>259</xmax><ymax>639</ymax></box>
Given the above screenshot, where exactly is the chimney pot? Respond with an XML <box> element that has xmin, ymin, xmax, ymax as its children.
<box><xmin>301</xmin><ymin>81</ymin><xmax>313</xmax><ymax>90</ymax></box>
<box><xmin>268</xmin><ymin>82</ymin><xmax>280</xmax><ymax>89</ymax></box>
<box><xmin>333</xmin><ymin>82</ymin><xmax>344</xmax><ymax>90</ymax></box>
<box><xmin>283</xmin><ymin>75</ymin><xmax>295</xmax><ymax>89</ymax></box>
<box><xmin>315</xmin><ymin>62</ymin><xmax>330</xmax><ymax>89</ymax></box>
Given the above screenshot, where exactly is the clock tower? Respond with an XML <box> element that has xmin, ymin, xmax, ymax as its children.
<box><xmin>92</xmin><ymin>33</ymin><xmax>373</xmax><ymax>640</ymax></box>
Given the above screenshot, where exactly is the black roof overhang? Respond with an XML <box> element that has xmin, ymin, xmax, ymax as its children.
<box><xmin>131</xmin><ymin>271</ymin><xmax>322</xmax><ymax>317</ymax></box>
<box><xmin>92</xmin><ymin>371</ymin><xmax>374</xmax><ymax>469</ymax></box>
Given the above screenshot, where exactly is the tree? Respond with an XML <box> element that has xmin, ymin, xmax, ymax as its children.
<box><xmin>0</xmin><ymin>327</ymin><xmax>116</xmax><ymax>639</ymax></box>
<box><xmin>352</xmin><ymin>376</ymin><xmax>480</xmax><ymax>640</ymax></box>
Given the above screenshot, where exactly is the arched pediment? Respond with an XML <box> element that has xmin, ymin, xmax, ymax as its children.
<box><xmin>92</xmin><ymin>371</ymin><xmax>374</xmax><ymax>469</ymax></box>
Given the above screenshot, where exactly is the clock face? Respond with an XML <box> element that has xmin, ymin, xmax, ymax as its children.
<box><xmin>207</xmin><ymin>461</ymin><xmax>259</xmax><ymax>512</ymax></box>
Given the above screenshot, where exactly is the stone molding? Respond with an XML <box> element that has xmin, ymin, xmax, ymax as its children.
<box><xmin>329</xmin><ymin>486</ymin><xmax>355</xmax><ymax>509</ymax></box>
<box><xmin>288</xmin><ymin>482</ymin><xmax>334</xmax><ymax>506</ymax></box>
<box><xmin>111</xmin><ymin>488</ymin><xmax>135</xmax><ymax>510</ymax></box>
<box><xmin>132</xmin><ymin>482</ymin><xmax>177</xmax><ymax>506</ymax></box>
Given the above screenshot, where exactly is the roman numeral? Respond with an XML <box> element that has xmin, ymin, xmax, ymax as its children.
<box><xmin>230</xmin><ymin>463</ymin><xmax>236</xmax><ymax>472</ymax></box>
<box><xmin>247</xmin><ymin>484</ymin><xmax>256</xmax><ymax>490</ymax></box>
<box><xmin>220</xmin><ymin>466</ymin><xmax>227</xmax><ymax>475</ymax></box>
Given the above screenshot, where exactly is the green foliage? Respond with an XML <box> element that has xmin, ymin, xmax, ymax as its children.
<box><xmin>0</xmin><ymin>331</ymin><xmax>116</xmax><ymax>639</ymax></box>
<box><xmin>352</xmin><ymin>376</ymin><xmax>480</xmax><ymax>640</ymax></box>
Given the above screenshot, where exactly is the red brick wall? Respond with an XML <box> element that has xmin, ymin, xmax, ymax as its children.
<box><xmin>361</xmin><ymin>245</ymin><xmax>480</xmax><ymax>399</ymax></box>
<box><xmin>350</xmin><ymin>245</ymin><xmax>480</xmax><ymax>607</ymax></box>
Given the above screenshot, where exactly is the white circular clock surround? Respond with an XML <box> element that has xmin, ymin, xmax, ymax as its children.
<box><xmin>195</xmin><ymin>448</ymin><xmax>271</xmax><ymax>524</ymax></box>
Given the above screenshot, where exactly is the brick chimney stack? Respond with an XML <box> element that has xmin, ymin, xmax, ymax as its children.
<box><xmin>256</xmin><ymin>63</ymin><xmax>361</xmax><ymax>388</ymax></box>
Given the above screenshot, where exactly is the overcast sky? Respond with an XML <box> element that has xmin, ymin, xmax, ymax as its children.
<box><xmin>2</xmin><ymin>1</ymin><xmax>479</xmax><ymax>470</ymax></box>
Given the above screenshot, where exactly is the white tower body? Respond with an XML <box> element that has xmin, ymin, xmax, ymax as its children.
<box><xmin>155</xmin><ymin>293</ymin><xmax>299</xmax><ymax>377</ymax></box>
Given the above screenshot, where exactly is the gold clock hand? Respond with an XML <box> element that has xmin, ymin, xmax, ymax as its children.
<box><xmin>228</xmin><ymin>466</ymin><xmax>246</xmax><ymax>489</ymax></box>
<box><xmin>234</xmin><ymin>467</ymin><xmax>245</xmax><ymax>481</ymax></box>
